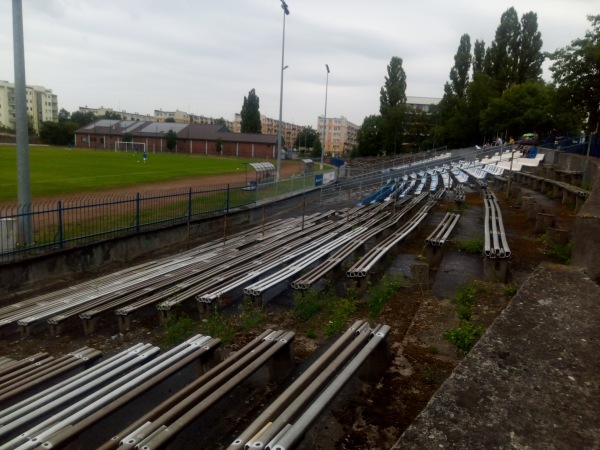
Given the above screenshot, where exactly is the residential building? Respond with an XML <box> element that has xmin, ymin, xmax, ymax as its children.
<box><xmin>405</xmin><ymin>96</ymin><xmax>441</xmax><ymax>113</ymax></box>
<box><xmin>79</xmin><ymin>106</ymin><xmax>153</xmax><ymax>122</ymax></box>
<box><xmin>317</xmin><ymin>115</ymin><xmax>360</xmax><ymax>156</ymax></box>
<box><xmin>0</xmin><ymin>80</ymin><xmax>58</xmax><ymax>132</ymax></box>
<box><xmin>154</xmin><ymin>109</ymin><xmax>233</xmax><ymax>129</ymax></box>
<box><xmin>79</xmin><ymin>107</ymin><xmax>233</xmax><ymax>129</ymax></box>
<box><xmin>74</xmin><ymin>120</ymin><xmax>277</xmax><ymax>159</ymax></box>
<box><xmin>233</xmin><ymin>113</ymin><xmax>305</xmax><ymax>149</ymax></box>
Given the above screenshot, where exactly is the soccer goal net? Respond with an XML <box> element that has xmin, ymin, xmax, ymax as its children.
<box><xmin>114</xmin><ymin>140</ymin><xmax>146</xmax><ymax>153</ymax></box>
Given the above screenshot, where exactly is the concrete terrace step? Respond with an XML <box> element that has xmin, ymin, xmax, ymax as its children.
<box><xmin>393</xmin><ymin>262</ymin><xmax>600</xmax><ymax>449</ymax></box>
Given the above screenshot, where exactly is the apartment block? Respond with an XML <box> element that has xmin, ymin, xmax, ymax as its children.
<box><xmin>232</xmin><ymin>113</ymin><xmax>305</xmax><ymax>149</ymax></box>
<box><xmin>80</xmin><ymin>106</ymin><xmax>233</xmax><ymax>130</ymax></box>
<box><xmin>0</xmin><ymin>80</ymin><xmax>58</xmax><ymax>132</ymax></box>
<box><xmin>317</xmin><ymin>115</ymin><xmax>360</xmax><ymax>156</ymax></box>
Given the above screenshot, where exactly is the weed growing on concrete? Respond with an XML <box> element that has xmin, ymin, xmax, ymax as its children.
<box><xmin>443</xmin><ymin>321</ymin><xmax>484</xmax><ymax>354</ymax></box>
<box><xmin>503</xmin><ymin>283</ymin><xmax>518</xmax><ymax>297</ymax></box>
<box><xmin>581</xmin><ymin>180</ymin><xmax>592</xmax><ymax>191</ymax></box>
<box><xmin>455</xmin><ymin>237</ymin><xmax>484</xmax><ymax>254</ymax></box>
<box><xmin>325</xmin><ymin>296</ymin><xmax>357</xmax><ymax>337</ymax></box>
<box><xmin>238</xmin><ymin>298</ymin><xmax>265</xmax><ymax>330</ymax></box>
<box><xmin>293</xmin><ymin>290</ymin><xmax>323</xmax><ymax>321</ymax></box>
<box><xmin>161</xmin><ymin>314</ymin><xmax>198</xmax><ymax>347</ymax></box>
<box><xmin>444</xmin><ymin>282</ymin><xmax>485</xmax><ymax>354</ymax></box>
<box><xmin>549</xmin><ymin>242</ymin><xmax>572</xmax><ymax>264</ymax></box>
<box><xmin>202</xmin><ymin>306</ymin><xmax>235</xmax><ymax>345</ymax></box>
<box><xmin>426</xmin><ymin>345</ymin><xmax>440</xmax><ymax>355</ymax></box>
<box><xmin>454</xmin><ymin>283</ymin><xmax>478</xmax><ymax>321</ymax></box>
<box><xmin>537</xmin><ymin>234</ymin><xmax>547</xmax><ymax>245</ymax></box>
<box><xmin>368</xmin><ymin>274</ymin><xmax>407</xmax><ymax>318</ymax></box>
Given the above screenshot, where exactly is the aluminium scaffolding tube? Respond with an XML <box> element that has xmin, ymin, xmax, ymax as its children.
<box><xmin>115</xmin><ymin>331</ymin><xmax>295</xmax><ymax>450</ymax></box>
<box><xmin>269</xmin><ymin>325</ymin><xmax>391</xmax><ymax>450</ymax></box>
<box><xmin>229</xmin><ymin>321</ymin><xmax>373</xmax><ymax>450</ymax></box>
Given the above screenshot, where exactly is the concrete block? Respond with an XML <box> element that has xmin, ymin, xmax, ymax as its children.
<box><xmin>535</xmin><ymin>213</ymin><xmax>555</xmax><ymax>234</ymax></box>
<box><xmin>268</xmin><ymin>341</ymin><xmax>294</xmax><ymax>383</ymax></box>
<box><xmin>425</xmin><ymin>245</ymin><xmax>444</xmax><ymax>267</ymax></box>
<box><xmin>411</xmin><ymin>262</ymin><xmax>429</xmax><ymax>290</ymax></box>
<box><xmin>546</xmin><ymin>228</ymin><xmax>569</xmax><ymax>248</ymax></box>
<box><xmin>483</xmin><ymin>257</ymin><xmax>509</xmax><ymax>283</ymax></box>
<box><xmin>527</xmin><ymin>202</ymin><xmax>545</xmax><ymax>220</ymax></box>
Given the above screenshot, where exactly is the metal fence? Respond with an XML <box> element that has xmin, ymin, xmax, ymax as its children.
<box><xmin>0</xmin><ymin>172</ymin><xmax>320</xmax><ymax>261</ymax></box>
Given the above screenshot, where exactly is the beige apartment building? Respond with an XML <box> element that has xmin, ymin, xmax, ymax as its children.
<box><xmin>79</xmin><ymin>106</ymin><xmax>153</xmax><ymax>122</ymax></box>
<box><xmin>317</xmin><ymin>115</ymin><xmax>359</xmax><ymax>156</ymax></box>
<box><xmin>79</xmin><ymin>107</ymin><xmax>233</xmax><ymax>129</ymax></box>
<box><xmin>0</xmin><ymin>80</ymin><xmax>58</xmax><ymax>132</ymax></box>
<box><xmin>232</xmin><ymin>113</ymin><xmax>305</xmax><ymax>149</ymax></box>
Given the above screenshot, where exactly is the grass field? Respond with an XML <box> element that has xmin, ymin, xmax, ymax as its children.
<box><xmin>0</xmin><ymin>145</ymin><xmax>262</xmax><ymax>201</ymax></box>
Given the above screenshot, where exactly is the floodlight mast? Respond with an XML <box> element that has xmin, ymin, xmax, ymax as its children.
<box><xmin>12</xmin><ymin>0</ymin><xmax>33</xmax><ymax>245</ymax></box>
<box><xmin>320</xmin><ymin>64</ymin><xmax>330</xmax><ymax>170</ymax></box>
<box><xmin>276</xmin><ymin>0</ymin><xmax>290</xmax><ymax>183</ymax></box>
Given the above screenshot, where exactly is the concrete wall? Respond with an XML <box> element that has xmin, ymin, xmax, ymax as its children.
<box><xmin>0</xmin><ymin>189</ymin><xmax>321</xmax><ymax>294</ymax></box>
<box><xmin>572</xmin><ymin>157</ymin><xmax>600</xmax><ymax>281</ymax></box>
<box><xmin>539</xmin><ymin>149</ymin><xmax>600</xmax><ymax>281</ymax></box>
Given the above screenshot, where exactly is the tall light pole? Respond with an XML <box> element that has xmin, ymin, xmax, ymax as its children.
<box><xmin>276</xmin><ymin>0</ymin><xmax>289</xmax><ymax>182</ymax></box>
<box><xmin>320</xmin><ymin>64</ymin><xmax>330</xmax><ymax>170</ymax></box>
<box><xmin>13</xmin><ymin>0</ymin><xmax>32</xmax><ymax>245</ymax></box>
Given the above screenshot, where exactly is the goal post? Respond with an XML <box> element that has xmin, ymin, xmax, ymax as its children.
<box><xmin>114</xmin><ymin>140</ymin><xmax>146</xmax><ymax>153</ymax></box>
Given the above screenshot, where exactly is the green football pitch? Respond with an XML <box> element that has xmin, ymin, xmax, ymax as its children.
<box><xmin>0</xmin><ymin>145</ymin><xmax>264</xmax><ymax>201</ymax></box>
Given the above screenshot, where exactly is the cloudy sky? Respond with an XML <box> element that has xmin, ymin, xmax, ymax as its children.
<box><xmin>0</xmin><ymin>0</ymin><xmax>594</xmax><ymax>128</ymax></box>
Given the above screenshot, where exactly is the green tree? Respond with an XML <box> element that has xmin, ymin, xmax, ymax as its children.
<box><xmin>165</xmin><ymin>117</ymin><xmax>176</xmax><ymax>123</ymax></box>
<box><xmin>473</xmin><ymin>39</ymin><xmax>486</xmax><ymax>75</ymax></box>
<box><xmin>379</xmin><ymin>57</ymin><xmax>408</xmax><ymax>153</ymax></box>
<box><xmin>379</xmin><ymin>56</ymin><xmax>407</xmax><ymax>117</ymax></box>
<box><xmin>356</xmin><ymin>115</ymin><xmax>384</xmax><ymax>157</ymax></box>
<box><xmin>294</xmin><ymin>126</ymin><xmax>319</xmax><ymax>149</ymax></box>
<box><xmin>548</xmin><ymin>15</ymin><xmax>600</xmax><ymax>133</ymax></box>
<box><xmin>58</xmin><ymin>108</ymin><xmax>70</xmax><ymax>122</ymax></box>
<box><xmin>102</xmin><ymin>110</ymin><xmax>122</xmax><ymax>120</ymax></box>
<box><xmin>311</xmin><ymin>136</ymin><xmax>322</xmax><ymax>158</ymax></box>
<box><xmin>70</xmin><ymin>111</ymin><xmax>97</xmax><ymax>126</ymax></box>
<box><xmin>449</xmin><ymin>34</ymin><xmax>472</xmax><ymax>99</ymax></box>
<box><xmin>479</xmin><ymin>80</ymin><xmax>568</xmax><ymax>139</ymax></box>
<box><xmin>39</xmin><ymin>121</ymin><xmax>79</xmax><ymax>145</ymax></box>
<box><xmin>484</xmin><ymin>7</ymin><xmax>521</xmax><ymax>91</ymax></box>
<box><xmin>484</xmin><ymin>7</ymin><xmax>545</xmax><ymax>92</ymax></box>
<box><xmin>241</xmin><ymin>88</ymin><xmax>261</xmax><ymax>133</ymax></box>
<box><xmin>123</xmin><ymin>132</ymin><xmax>133</xmax><ymax>143</ymax></box>
<box><xmin>517</xmin><ymin>12</ymin><xmax>544</xmax><ymax>83</ymax></box>
<box><xmin>215</xmin><ymin>137</ymin><xmax>223</xmax><ymax>154</ymax></box>
<box><xmin>214</xmin><ymin>117</ymin><xmax>229</xmax><ymax>130</ymax></box>
<box><xmin>165</xmin><ymin>129</ymin><xmax>177</xmax><ymax>151</ymax></box>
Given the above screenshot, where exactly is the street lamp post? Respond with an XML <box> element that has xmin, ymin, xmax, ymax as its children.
<box><xmin>276</xmin><ymin>0</ymin><xmax>289</xmax><ymax>182</ymax></box>
<box><xmin>320</xmin><ymin>64</ymin><xmax>330</xmax><ymax>170</ymax></box>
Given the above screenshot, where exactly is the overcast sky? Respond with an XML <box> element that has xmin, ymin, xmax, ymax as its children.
<box><xmin>0</xmin><ymin>1</ymin><xmax>594</xmax><ymax>128</ymax></box>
